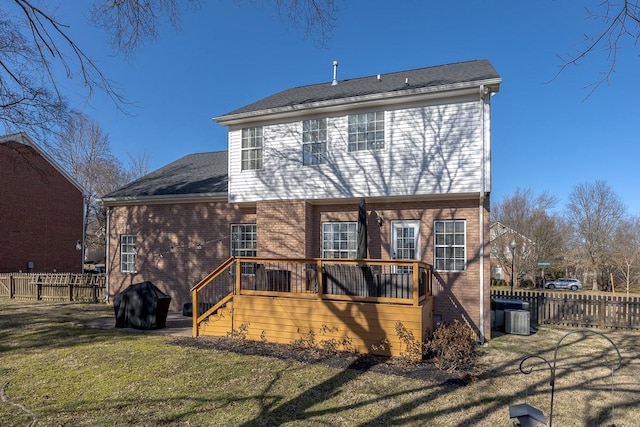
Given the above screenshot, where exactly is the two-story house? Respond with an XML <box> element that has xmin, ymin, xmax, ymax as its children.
<box><xmin>0</xmin><ymin>133</ymin><xmax>86</xmax><ymax>273</ymax></box>
<box><xmin>104</xmin><ymin>59</ymin><xmax>501</xmax><ymax>354</ymax></box>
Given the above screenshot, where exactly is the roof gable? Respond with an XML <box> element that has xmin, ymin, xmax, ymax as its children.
<box><xmin>0</xmin><ymin>132</ymin><xmax>86</xmax><ymax>195</ymax></box>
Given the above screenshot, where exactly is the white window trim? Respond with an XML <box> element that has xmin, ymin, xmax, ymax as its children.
<box><xmin>434</xmin><ymin>219</ymin><xmax>467</xmax><ymax>272</ymax></box>
<box><xmin>347</xmin><ymin>111</ymin><xmax>385</xmax><ymax>152</ymax></box>
<box><xmin>120</xmin><ymin>234</ymin><xmax>137</xmax><ymax>273</ymax></box>
<box><xmin>322</xmin><ymin>222</ymin><xmax>358</xmax><ymax>259</ymax></box>
<box><xmin>302</xmin><ymin>118</ymin><xmax>328</xmax><ymax>165</ymax></box>
<box><xmin>230</xmin><ymin>224</ymin><xmax>257</xmax><ymax>257</ymax></box>
<box><xmin>241</xmin><ymin>127</ymin><xmax>263</xmax><ymax>171</ymax></box>
<box><xmin>231</xmin><ymin>223</ymin><xmax>257</xmax><ymax>275</ymax></box>
<box><xmin>390</xmin><ymin>220</ymin><xmax>421</xmax><ymax>259</ymax></box>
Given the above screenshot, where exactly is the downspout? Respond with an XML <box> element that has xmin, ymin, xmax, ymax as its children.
<box><xmin>478</xmin><ymin>85</ymin><xmax>490</xmax><ymax>343</ymax></box>
<box><xmin>82</xmin><ymin>196</ymin><xmax>88</xmax><ymax>273</ymax></box>
<box><xmin>105</xmin><ymin>207</ymin><xmax>110</xmax><ymax>303</ymax></box>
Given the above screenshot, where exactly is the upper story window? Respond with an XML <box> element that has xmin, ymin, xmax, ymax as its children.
<box><xmin>434</xmin><ymin>220</ymin><xmax>466</xmax><ymax>272</ymax></box>
<box><xmin>302</xmin><ymin>118</ymin><xmax>328</xmax><ymax>165</ymax></box>
<box><xmin>241</xmin><ymin>127</ymin><xmax>263</xmax><ymax>170</ymax></box>
<box><xmin>120</xmin><ymin>234</ymin><xmax>137</xmax><ymax>273</ymax></box>
<box><xmin>348</xmin><ymin>111</ymin><xmax>385</xmax><ymax>151</ymax></box>
<box><xmin>322</xmin><ymin>222</ymin><xmax>357</xmax><ymax>258</ymax></box>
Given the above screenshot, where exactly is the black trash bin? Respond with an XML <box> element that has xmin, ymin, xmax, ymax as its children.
<box><xmin>113</xmin><ymin>281</ymin><xmax>171</xmax><ymax>329</ymax></box>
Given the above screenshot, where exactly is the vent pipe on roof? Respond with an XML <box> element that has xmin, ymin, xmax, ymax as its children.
<box><xmin>332</xmin><ymin>60</ymin><xmax>338</xmax><ymax>86</ymax></box>
<box><xmin>377</xmin><ymin>74</ymin><xmax>381</xmax><ymax>82</ymax></box>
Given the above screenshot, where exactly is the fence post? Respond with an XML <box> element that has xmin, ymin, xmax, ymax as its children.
<box><xmin>536</xmin><ymin>292</ymin><xmax>544</xmax><ymax>325</ymax></box>
<box><xmin>599</xmin><ymin>296</ymin><xmax>606</xmax><ymax>328</ymax></box>
<box><xmin>69</xmin><ymin>284</ymin><xmax>73</xmax><ymax>302</ymax></box>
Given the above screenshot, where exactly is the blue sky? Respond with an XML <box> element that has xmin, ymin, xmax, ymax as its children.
<box><xmin>46</xmin><ymin>1</ymin><xmax>640</xmax><ymax>214</ymax></box>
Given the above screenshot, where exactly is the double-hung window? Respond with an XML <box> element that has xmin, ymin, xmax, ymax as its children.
<box><xmin>322</xmin><ymin>222</ymin><xmax>357</xmax><ymax>258</ymax></box>
<box><xmin>241</xmin><ymin>127</ymin><xmax>263</xmax><ymax>170</ymax></box>
<box><xmin>348</xmin><ymin>111</ymin><xmax>385</xmax><ymax>151</ymax></box>
<box><xmin>120</xmin><ymin>234</ymin><xmax>137</xmax><ymax>273</ymax></box>
<box><xmin>231</xmin><ymin>224</ymin><xmax>257</xmax><ymax>274</ymax></box>
<box><xmin>302</xmin><ymin>118</ymin><xmax>328</xmax><ymax>165</ymax></box>
<box><xmin>434</xmin><ymin>220</ymin><xmax>466</xmax><ymax>272</ymax></box>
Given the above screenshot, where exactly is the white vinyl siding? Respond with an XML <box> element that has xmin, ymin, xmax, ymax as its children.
<box><xmin>227</xmin><ymin>95</ymin><xmax>486</xmax><ymax>203</ymax></box>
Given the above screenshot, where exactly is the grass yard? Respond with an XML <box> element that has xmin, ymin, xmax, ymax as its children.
<box><xmin>1</xmin><ymin>299</ymin><xmax>639</xmax><ymax>426</ymax></box>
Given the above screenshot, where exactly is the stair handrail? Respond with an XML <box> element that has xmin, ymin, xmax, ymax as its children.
<box><xmin>191</xmin><ymin>257</ymin><xmax>236</xmax><ymax>337</ymax></box>
<box><xmin>190</xmin><ymin>257</ymin><xmax>235</xmax><ymax>293</ymax></box>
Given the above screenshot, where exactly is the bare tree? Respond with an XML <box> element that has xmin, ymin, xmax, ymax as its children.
<box><xmin>1</xmin><ymin>1</ymin><xmax>338</xmax><ymax>139</ymax></box>
<box><xmin>271</xmin><ymin>0</ymin><xmax>339</xmax><ymax>47</ymax></box>
<box><xmin>556</xmin><ymin>0</ymin><xmax>640</xmax><ymax>96</ymax></box>
<box><xmin>89</xmin><ymin>0</ymin><xmax>200</xmax><ymax>59</ymax></box>
<box><xmin>565</xmin><ymin>180</ymin><xmax>627</xmax><ymax>290</ymax></box>
<box><xmin>0</xmin><ymin>6</ymin><xmax>70</xmax><ymax>139</ymax></box>
<box><xmin>53</xmin><ymin>112</ymin><xmax>134</xmax><ymax>262</ymax></box>
<box><xmin>611</xmin><ymin>215</ymin><xmax>640</xmax><ymax>296</ymax></box>
<box><xmin>125</xmin><ymin>149</ymin><xmax>150</xmax><ymax>182</ymax></box>
<box><xmin>492</xmin><ymin>188</ymin><xmax>563</xmax><ymax>286</ymax></box>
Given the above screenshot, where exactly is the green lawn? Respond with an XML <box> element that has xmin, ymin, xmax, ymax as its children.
<box><xmin>1</xmin><ymin>299</ymin><xmax>639</xmax><ymax>426</ymax></box>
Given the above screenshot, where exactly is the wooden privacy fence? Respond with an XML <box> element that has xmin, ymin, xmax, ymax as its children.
<box><xmin>0</xmin><ymin>273</ymin><xmax>106</xmax><ymax>303</ymax></box>
<box><xmin>491</xmin><ymin>289</ymin><xmax>640</xmax><ymax>330</ymax></box>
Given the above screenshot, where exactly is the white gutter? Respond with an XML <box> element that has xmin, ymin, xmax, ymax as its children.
<box><xmin>478</xmin><ymin>84</ymin><xmax>489</xmax><ymax>343</ymax></box>
<box><xmin>105</xmin><ymin>207</ymin><xmax>110</xmax><ymax>303</ymax></box>
<box><xmin>101</xmin><ymin>192</ymin><xmax>228</xmax><ymax>207</ymax></box>
<box><xmin>215</xmin><ymin>79</ymin><xmax>502</xmax><ymax>126</ymax></box>
<box><xmin>82</xmin><ymin>196</ymin><xmax>88</xmax><ymax>273</ymax></box>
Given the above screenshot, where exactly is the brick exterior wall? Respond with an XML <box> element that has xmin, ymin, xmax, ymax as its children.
<box><xmin>306</xmin><ymin>197</ymin><xmax>490</xmax><ymax>339</ymax></box>
<box><xmin>108</xmin><ymin>196</ymin><xmax>491</xmax><ymax>339</ymax></box>
<box><xmin>107</xmin><ymin>202</ymin><xmax>256</xmax><ymax>310</ymax></box>
<box><xmin>0</xmin><ymin>141</ymin><xmax>84</xmax><ymax>273</ymax></box>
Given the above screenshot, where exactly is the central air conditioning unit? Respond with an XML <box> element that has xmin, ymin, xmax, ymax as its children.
<box><xmin>505</xmin><ymin>309</ymin><xmax>530</xmax><ymax>335</ymax></box>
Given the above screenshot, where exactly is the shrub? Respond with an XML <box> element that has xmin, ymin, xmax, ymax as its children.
<box><xmin>395</xmin><ymin>321</ymin><xmax>425</xmax><ymax>361</ymax></box>
<box><xmin>227</xmin><ymin>322</ymin><xmax>250</xmax><ymax>340</ymax></box>
<box><xmin>491</xmin><ymin>278</ymin><xmax>508</xmax><ymax>287</ymax></box>
<box><xmin>520</xmin><ymin>279</ymin><xmax>534</xmax><ymax>289</ymax></box>
<box><xmin>426</xmin><ymin>320</ymin><xmax>476</xmax><ymax>372</ymax></box>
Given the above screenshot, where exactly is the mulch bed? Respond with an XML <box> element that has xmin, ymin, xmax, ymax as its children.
<box><xmin>169</xmin><ymin>335</ymin><xmax>472</xmax><ymax>385</ymax></box>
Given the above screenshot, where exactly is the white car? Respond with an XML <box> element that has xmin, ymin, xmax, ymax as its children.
<box><xmin>544</xmin><ymin>278</ymin><xmax>583</xmax><ymax>291</ymax></box>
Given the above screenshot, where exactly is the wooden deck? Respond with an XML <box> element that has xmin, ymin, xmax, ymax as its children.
<box><xmin>191</xmin><ymin>258</ymin><xmax>434</xmax><ymax>358</ymax></box>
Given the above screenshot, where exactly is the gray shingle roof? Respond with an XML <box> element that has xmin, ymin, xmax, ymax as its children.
<box><xmin>217</xmin><ymin>59</ymin><xmax>500</xmax><ymax>120</ymax></box>
<box><xmin>103</xmin><ymin>151</ymin><xmax>228</xmax><ymax>200</ymax></box>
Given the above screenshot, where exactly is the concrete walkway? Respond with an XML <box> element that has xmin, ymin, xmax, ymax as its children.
<box><xmin>84</xmin><ymin>311</ymin><xmax>193</xmax><ymax>337</ymax></box>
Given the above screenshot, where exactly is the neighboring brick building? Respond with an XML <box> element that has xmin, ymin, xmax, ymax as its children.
<box><xmin>0</xmin><ymin>133</ymin><xmax>85</xmax><ymax>273</ymax></box>
<box><xmin>104</xmin><ymin>59</ymin><xmax>501</xmax><ymax>341</ymax></box>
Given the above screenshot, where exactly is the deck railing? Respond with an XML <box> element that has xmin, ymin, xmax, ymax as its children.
<box><xmin>191</xmin><ymin>257</ymin><xmax>432</xmax><ymax>336</ymax></box>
